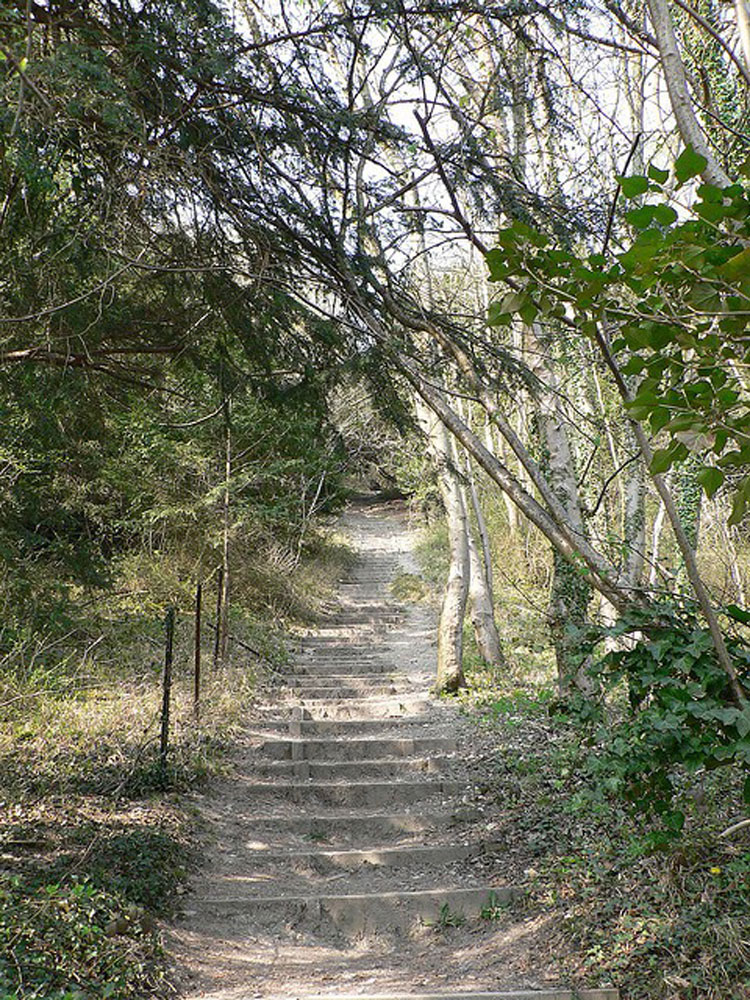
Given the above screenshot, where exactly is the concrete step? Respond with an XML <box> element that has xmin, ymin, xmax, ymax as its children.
<box><xmin>235</xmin><ymin>810</ymin><xmax>453</xmax><ymax>844</ymax></box>
<box><xmin>281</xmin><ymin>672</ymin><xmax>410</xmax><ymax>688</ymax></box>
<box><xmin>257</xmin><ymin>695</ymin><xmax>430</xmax><ymax>720</ymax></box>
<box><xmin>294</xmin><ymin>696</ymin><xmax>432</xmax><ymax>720</ymax></box>
<box><xmin>320</xmin><ymin>607</ymin><xmax>404</xmax><ymax>628</ymax></box>
<box><xmin>194</xmin><ymin>885</ymin><xmax>516</xmax><ymax>935</ymax></box>
<box><xmin>252</xmin><ymin>755</ymin><xmax>451</xmax><ymax>780</ymax></box>
<box><xmin>301</xmin><ymin>991</ymin><xmax>620</xmax><ymax>1000</ymax></box>
<box><xmin>257</xmin><ymin>735</ymin><xmax>456</xmax><ymax>760</ymax></box>
<box><xmin>244</xmin><ymin>843</ymin><xmax>477</xmax><ymax>871</ymax></box>
<box><xmin>279</xmin><ymin>683</ymin><xmax>411</xmax><ymax>699</ymax></box>
<box><xmin>236</xmin><ymin>778</ymin><xmax>459</xmax><ymax>807</ymax></box>
<box><xmin>290</xmin><ymin>662</ymin><xmax>395</xmax><ymax>676</ymax></box>
<box><xmin>253</xmin><ymin>719</ymin><xmax>438</xmax><ymax>739</ymax></box>
<box><xmin>299</xmin><ymin>630</ymin><xmax>381</xmax><ymax>656</ymax></box>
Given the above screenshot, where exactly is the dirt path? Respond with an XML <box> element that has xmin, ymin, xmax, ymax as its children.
<box><xmin>168</xmin><ymin>500</ymin><xmax>618</xmax><ymax>1000</ymax></box>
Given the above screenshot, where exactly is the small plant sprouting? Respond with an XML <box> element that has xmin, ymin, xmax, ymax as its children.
<box><xmin>480</xmin><ymin>890</ymin><xmax>509</xmax><ymax>921</ymax></box>
<box><xmin>435</xmin><ymin>901</ymin><xmax>466</xmax><ymax>929</ymax></box>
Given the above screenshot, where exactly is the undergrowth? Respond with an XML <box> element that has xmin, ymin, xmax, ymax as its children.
<box><xmin>459</xmin><ymin>669</ymin><xmax>750</xmax><ymax>1000</ymax></box>
<box><xmin>0</xmin><ymin>523</ymin><xmax>352</xmax><ymax>999</ymax></box>
<box><xmin>414</xmin><ymin>508</ymin><xmax>750</xmax><ymax>999</ymax></box>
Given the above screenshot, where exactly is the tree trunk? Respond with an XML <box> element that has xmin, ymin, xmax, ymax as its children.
<box><xmin>465</xmin><ymin>501</ymin><xmax>505</xmax><ymax>667</ymax></box>
<box><xmin>415</xmin><ymin>396</ymin><xmax>468</xmax><ymax>692</ymax></box>
<box><xmin>735</xmin><ymin>0</ymin><xmax>750</xmax><ymax>72</ymax></box>
<box><xmin>622</xmin><ymin>419</ymin><xmax>647</xmax><ymax>590</ymax></box>
<box><xmin>403</xmin><ymin>360</ymin><xmax>629</xmax><ymax>611</ymax></box>
<box><xmin>646</xmin><ymin>0</ymin><xmax>732</xmax><ymax>186</ymax></box>
<box><xmin>525</xmin><ymin>324</ymin><xmax>593</xmax><ymax>695</ymax></box>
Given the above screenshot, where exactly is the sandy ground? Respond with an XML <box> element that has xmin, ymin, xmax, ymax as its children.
<box><xmin>166</xmin><ymin>500</ymin><xmax>567</xmax><ymax>999</ymax></box>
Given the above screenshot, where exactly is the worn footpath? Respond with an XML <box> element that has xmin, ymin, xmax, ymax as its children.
<box><xmin>168</xmin><ymin>500</ymin><xmax>619</xmax><ymax>1000</ymax></box>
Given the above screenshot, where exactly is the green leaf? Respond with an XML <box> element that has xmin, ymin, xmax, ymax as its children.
<box><xmin>696</xmin><ymin>201</ymin><xmax>727</xmax><ymax>223</ymax></box>
<box><xmin>650</xmin><ymin>447</ymin><xmax>676</xmax><ymax>475</ymax></box>
<box><xmin>649</xmin><ymin>407</ymin><xmax>671</xmax><ymax>433</ymax></box>
<box><xmin>626</xmin><ymin>206</ymin><xmax>655</xmax><ymax>229</ymax></box>
<box><xmin>18</xmin><ymin>56</ymin><xmax>28</xmax><ymax>73</ymax></box>
<box><xmin>675</xmin><ymin>146</ymin><xmax>708</xmax><ymax>185</ymax></box>
<box><xmin>648</xmin><ymin>164</ymin><xmax>669</xmax><ymax>184</ymax></box>
<box><xmin>485</xmin><ymin>248</ymin><xmax>509</xmax><ymax>282</ymax></box>
<box><xmin>697</xmin><ymin>466</ymin><xmax>723</xmax><ymax>498</ymax></box>
<box><xmin>697</xmin><ymin>182</ymin><xmax>723</xmax><ymax>203</ymax></box>
<box><xmin>726</xmin><ymin>603</ymin><xmax>750</xmax><ymax>625</ymax></box>
<box><xmin>652</xmin><ymin>204</ymin><xmax>678</xmax><ymax>226</ymax></box>
<box><xmin>619</xmin><ymin>175</ymin><xmax>649</xmax><ymax>199</ymax></box>
<box><xmin>720</xmin><ymin>247</ymin><xmax>750</xmax><ymax>281</ymax></box>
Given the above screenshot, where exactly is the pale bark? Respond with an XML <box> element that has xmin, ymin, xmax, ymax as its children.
<box><xmin>525</xmin><ymin>324</ymin><xmax>594</xmax><ymax>695</ymax></box>
<box><xmin>464</xmin><ymin>502</ymin><xmax>505</xmax><ymax>667</ymax></box>
<box><xmin>463</xmin><ymin>448</ymin><xmax>495</xmax><ymax>601</ymax></box>
<box><xmin>219</xmin><ymin>394</ymin><xmax>231</xmax><ymax>666</ymax></box>
<box><xmin>648</xmin><ymin>494</ymin><xmax>668</xmax><ymax>588</ymax></box>
<box><xmin>403</xmin><ymin>360</ymin><xmax>630</xmax><ymax>612</ymax></box>
<box><xmin>484</xmin><ymin>418</ymin><xmax>520</xmax><ymax>533</ymax></box>
<box><xmin>622</xmin><ymin>421</ymin><xmax>647</xmax><ymax>590</ymax></box>
<box><xmin>415</xmin><ymin>397</ymin><xmax>468</xmax><ymax>693</ymax></box>
<box><xmin>646</xmin><ymin>0</ymin><xmax>732</xmax><ymax>187</ymax></box>
<box><xmin>736</xmin><ymin>0</ymin><xmax>750</xmax><ymax>72</ymax></box>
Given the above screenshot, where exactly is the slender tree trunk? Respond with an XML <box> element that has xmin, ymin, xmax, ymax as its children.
<box><xmin>463</xmin><ymin>447</ymin><xmax>495</xmax><ymax>602</ymax></box>
<box><xmin>485</xmin><ymin>418</ymin><xmax>520</xmax><ymax>534</ymax></box>
<box><xmin>403</xmin><ymin>360</ymin><xmax>629</xmax><ymax>611</ymax></box>
<box><xmin>464</xmin><ymin>492</ymin><xmax>505</xmax><ymax>667</ymax></box>
<box><xmin>649</xmin><ymin>493</ymin><xmax>668</xmax><ymax>588</ymax></box>
<box><xmin>525</xmin><ymin>325</ymin><xmax>594</xmax><ymax>695</ymax></box>
<box><xmin>415</xmin><ymin>397</ymin><xmax>469</xmax><ymax>692</ymax></box>
<box><xmin>735</xmin><ymin>0</ymin><xmax>750</xmax><ymax>72</ymax></box>
<box><xmin>622</xmin><ymin>421</ymin><xmax>647</xmax><ymax>590</ymax></box>
<box><xmin>646</xmin><ymin>0</ymin><xmax>732</xmax><ymax>186</ymax></box>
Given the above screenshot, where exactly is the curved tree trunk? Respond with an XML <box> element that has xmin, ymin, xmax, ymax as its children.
<box><xmin>646</xmin><ymin>0</ymin><xmax>732</xmax><ymax>186</ymax></box>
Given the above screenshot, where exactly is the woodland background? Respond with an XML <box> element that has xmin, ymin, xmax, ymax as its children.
<box><xmin>1</xmin><ymin>1</ymin><xmax>750</xmax><ymax>997</ymax></box>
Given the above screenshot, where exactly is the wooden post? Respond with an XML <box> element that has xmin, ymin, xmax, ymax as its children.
<box><xmin>160</xmin><ymin>607</ymin><xmax>175</xmax><ymax>775</ymax></box>
<box><xmin>213</xmin><ymin>567</ymin><xmax>223</xmax><ymax>669</ymax></box>
<box><xmin>194</xmin><ymin>582</ymin><xmax>202</xmax><ymax>719</ymax></box>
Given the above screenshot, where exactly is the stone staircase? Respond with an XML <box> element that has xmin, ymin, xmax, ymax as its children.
<box><xmin>172</xmin><ymin>501</ymin><xmax>619</xmax><ymax>1000</ymax></box>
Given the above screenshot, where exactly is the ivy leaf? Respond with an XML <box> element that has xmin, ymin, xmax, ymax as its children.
<box><xmin>675</xmin><ymin>146</ymin><xmax>708</xmax><ymax>185</ymax></box>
